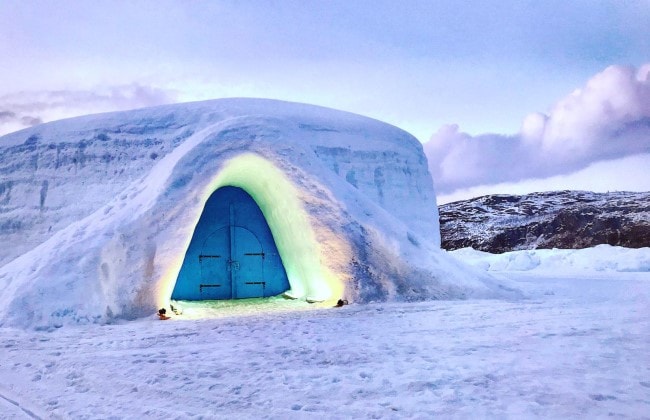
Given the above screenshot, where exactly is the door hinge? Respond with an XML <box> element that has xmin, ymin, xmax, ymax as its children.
<box><xmin>244</xmin><ymin>252</ymin><xmax>265</xmax><ymax>259</ymax></box>
<box><xmin>199</xmin><ymin>284</ymin><xmax>221</xmax><ymax>292</ymax></box>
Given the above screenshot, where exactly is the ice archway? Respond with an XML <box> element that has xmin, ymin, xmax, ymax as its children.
<box><xmin>163</xmin><ymin>153</ymin><xmax>343</xmax><ymax>305</ymax></box>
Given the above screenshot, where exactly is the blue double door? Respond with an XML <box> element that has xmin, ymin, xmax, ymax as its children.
<box><xmin>199</xmin><ymin>224</ymin><xmax>266</xmax><ymax>299</ymax></box>
<box><xmin>172</xmin><ymin>187</ymin><xmax>289</xmax><ymax>301</ymax></box>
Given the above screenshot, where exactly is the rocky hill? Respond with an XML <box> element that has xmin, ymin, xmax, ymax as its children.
<box><xmin>439</xmin><ymin>191</ymin><xmax>650</xmax><ymax>253</ymax></box>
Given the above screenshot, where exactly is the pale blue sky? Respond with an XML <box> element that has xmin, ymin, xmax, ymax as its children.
<box><xmin>2</xmin><ymin>0</ymin><xmax>648</xmax><ymax>141</ymax></box>
<box><xmin>1</xmin><ymin>1</ymin><xmax>649</xmax><ymax>200</ymax></box>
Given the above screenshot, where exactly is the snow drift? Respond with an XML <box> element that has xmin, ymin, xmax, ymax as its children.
<box><xmin>0</xmin><ymin>98</ymin><xmax>515</xmax><ymax>328</ymax></box>
<box><xmin>451</xmin><ymin>245</ymin><xmax>650</xmax><ymax>273</ymax></box>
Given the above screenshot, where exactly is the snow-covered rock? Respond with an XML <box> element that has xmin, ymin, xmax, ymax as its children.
<box><xmin>440</xmin><ymin>190</ymin><xmax>650</xmax><ymax>253</ymax></box>
<box><xmin>0</xmin><ymin>98</ymin><xmax>514</xmax><ymax>328</ymax></box>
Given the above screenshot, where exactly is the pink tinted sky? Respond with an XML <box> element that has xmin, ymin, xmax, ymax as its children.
<box><xmin>1</xmin><ymin>0</ymin><xmax>648</xmax><ymax>201</ymax></box>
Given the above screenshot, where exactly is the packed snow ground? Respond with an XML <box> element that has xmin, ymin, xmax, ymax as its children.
<box><xmin>1</xmin><ymin>248</ymin><xmax>649</xmax><ymax>419</ymax></box>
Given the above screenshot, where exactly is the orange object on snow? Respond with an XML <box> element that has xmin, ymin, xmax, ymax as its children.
<box><xmin>158</xmin><ymin>308</ymin><xmax>171</xmax><ymax>320</ymax></box>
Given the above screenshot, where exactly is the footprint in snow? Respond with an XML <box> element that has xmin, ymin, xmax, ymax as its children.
<box><xmin>589</xmin><ymin>394</ymin><xmax>617</xmax><ymax>401</ymax></box>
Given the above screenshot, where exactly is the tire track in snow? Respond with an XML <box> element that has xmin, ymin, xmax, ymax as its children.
<box><xmin>0</xmin><ymin>386</ymin><xmax>45</xmax><ymax>420</ymax></box>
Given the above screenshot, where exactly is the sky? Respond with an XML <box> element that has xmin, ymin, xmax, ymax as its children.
<box><xmin>1</xmin><ymin>0</ymin><xmax>648</xmax><ymax>202</ymax></box>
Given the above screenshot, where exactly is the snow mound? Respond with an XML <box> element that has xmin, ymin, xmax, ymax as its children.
<box><xmin>452</xmin><ymin>245</ymin><xmax>650</xmax><ymax>273</ymax></box>
<box><xmin>0</xmin><ymin>98</ymin><xmax>517</xmax><ymax>328</ymax></box>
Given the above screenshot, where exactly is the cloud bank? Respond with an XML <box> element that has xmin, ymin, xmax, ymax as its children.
<box><xmin>424</xmin><ymin>64</ymin><xmax>650</xmax><ymax>194</ymax></box>
<box><xmin>0</xmin><ymin>84</ymin><xmax>176</xmax><ymax>136</ymax></box>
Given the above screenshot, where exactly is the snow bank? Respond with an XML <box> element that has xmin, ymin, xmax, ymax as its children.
<box><xmin>0</xmin><ymin>98</ymin><xmax>516</xmax><ymax>329</ymax></box>
<box><xmin>451</xmin><ymin>245</ymin><xmax>650</xmax><ymax>273</ymax></box>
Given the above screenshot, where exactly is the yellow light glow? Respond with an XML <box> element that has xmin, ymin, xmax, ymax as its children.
<box><xmin>156</xmin><ymin>152</ymin><xmax>345</xmax><ymax>310</ymax></box>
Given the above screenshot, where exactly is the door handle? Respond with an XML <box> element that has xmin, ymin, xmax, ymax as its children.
<box><xmin>227</xmin><ymin>259</ymin><xmax>240</xmax><ymax>271</ymax></box>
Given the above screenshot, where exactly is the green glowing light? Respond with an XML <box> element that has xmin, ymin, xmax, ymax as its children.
<box><xmin>162</xmin><ymin>153</ymin><xmax>343</xmax><ymax>306</ymax></box>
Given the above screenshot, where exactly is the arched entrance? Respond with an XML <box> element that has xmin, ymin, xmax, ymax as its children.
<box><xmin>171</xmin><ymin>186</ymin><xmax>290</xmax><ymax>300</ymax></box>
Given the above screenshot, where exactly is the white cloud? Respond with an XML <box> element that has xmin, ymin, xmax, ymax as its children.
<box><xmin>425</xmin><ymin>64</ymin><xmax>650</xmax><ymax>194</ymax></box>
<box><xmin>437</xmin><ymin>153</ymin><xmax>650</xmax><ymax>204</ymax></box>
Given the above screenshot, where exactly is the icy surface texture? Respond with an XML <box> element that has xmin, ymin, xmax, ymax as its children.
<box><xmin>0</xmin><ymin>98</ymin><xmax>514</xmax><ymax>328</ymax></box>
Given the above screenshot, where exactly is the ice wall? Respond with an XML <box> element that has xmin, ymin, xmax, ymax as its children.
<box><xmin>0</xmin><ymin>99</ymin><xmax>439</xmax><ymax>266</ymax></box>
<box><xmin>0</xmin><ymin>99</ymin><xmax>513</xmax><ymax>328</ymax></box>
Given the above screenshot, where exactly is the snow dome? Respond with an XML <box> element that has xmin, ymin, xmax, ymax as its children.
<box><xmin>0</xmin><ymin>98</ymin><xmax>513</xmax><ymax>328</ymax></box>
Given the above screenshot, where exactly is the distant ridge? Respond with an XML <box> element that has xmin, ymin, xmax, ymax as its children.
<box><xmin>439</xmin><ymin>191</ymin><xmax>650</xmax><ymax>253</ymax></box>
